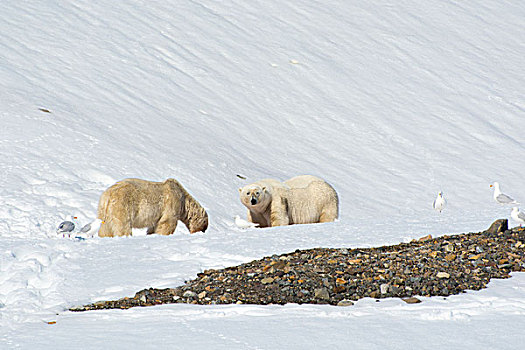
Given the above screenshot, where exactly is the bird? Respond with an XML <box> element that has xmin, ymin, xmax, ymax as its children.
<box><xmin>79</xmin><ymin>219</ymin><xmax>104</xmax><ymax>237</ymax></box>
<box><xmin>56</xmin><ymin>216</ymin><xmax>78</xmax><ymax>237</ymax></box>
<box><xmin>491</xmin><ymin>182</ymin><xmax>519</xmax><ymax>205</ymax></box>
<box><xmin>511</xmin><ymin>207</ymin><xmax>525</xmax><ymax>227</ymax></box>
<box><xmin>433</xmin><ymin>191</ymin><xmax>446</xmax><ymax>213</ymax></box>
<box><xmin>234</xmin><ymin>215</ymin><xmax>259</xmax><ymax>229</ymax></box>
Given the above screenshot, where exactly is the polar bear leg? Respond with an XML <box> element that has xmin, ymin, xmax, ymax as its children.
<box><xmin>97</xmin><ymin>222</ymin><xmax>113</xmax><ymax>237</ymax></box>
<box><xmin>246</xmin><ymin>210</ymin><xmax>254</xmax><ymax>223</ymax></box>
<box><xmin>155</xmin><ymin>216</ymin><xmax>178</xmax><ymax>235</ymax></box>
<box><xmin>270</xmin><ymin>201</ymin><xmax>289</xmax><ymax>227</ymax></box>
<box><xmin>112</xmin><ymin>218</ymin><xmax>133</xmax><ymax>236</ymax></box>
<box><xmin>319</xmin><ymin>203</ymin><xmax>338</xmax><ymax>223</ymax></box>
<box><xmin>249</xmin><ymin>211</ymin><xmax>270</xmax><ymax>228</ymax></box>
<box><xmin>98</xmin><ymin>218</ymin><xmax>131</xmax><ymax>237</ymax></box>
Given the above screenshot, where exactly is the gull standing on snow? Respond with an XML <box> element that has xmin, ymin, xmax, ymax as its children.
<box><xmin>491</xmin><ymin>182</ymin><xmax>519</xmax><ymax>205</ymax></box>
<box><xmin>56</xmin><ymin>220</ymin><xmax>75</xmax><ymax>236</ymax></box>
<box><xmin>511</xmin><ymin>207</ymin><xmax>525</xmax><ymax>227</ymax></box>
<box><xmin>433</xmin><ymin>191</ymin><xmax>446</xmax><ymax>213</ymax></box>
<box><xmin>234</xmin><ymin>215</ymin><xmax>259</xmax><ymax>229</ymax></box>
<box><xmin>79</xmin><ymin>219</ymin><xmax>104</xmax><ymax>237</ymax></box>
<box><xmin>56</xmin><ymin>216</ymin><xmax>79</xmax><ymax>237</ymax></box>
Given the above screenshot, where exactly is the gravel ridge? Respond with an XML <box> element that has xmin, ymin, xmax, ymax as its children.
<box><xmin>71</xmin><ymin>220</ymin><xmax>525</xmax><ymax>311</ymax></box>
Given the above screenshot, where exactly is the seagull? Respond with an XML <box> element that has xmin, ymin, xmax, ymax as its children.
<box><xmin>234</xmin><ymin>215</ymin><xmax>259</xmax><ymax>229</ymax></box>
<box><xmin>511</xmin><ymin>207</ymin><xmax>525</xmax><ymax>227</ymax></box>
<box><xmin>79</xmin><ymin>219</ymin><xmax>104</xmax><ymax>237</ymax></box>
<box><xmin>56</xmin><ymin>220</ymin><xmax>75</xmax><ymax>235</ymax></box>
<box><xmin>433</xmin><ymin>192</ymin><xmax>446</xmax><ymax>213</ymax></box>
<box><xmin>56</xmin><ymin>216</ymin><xmax>78</xmax><ymax>237</ymax></box>
<box><xmin>491</xmin><ymin>182</ymin><xmax>519</xmax><ymax>205</ymax></box>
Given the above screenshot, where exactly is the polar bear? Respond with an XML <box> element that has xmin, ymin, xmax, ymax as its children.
<box><xmin>239</xmin><ymin>175</ymin><xmax>338</xmax><ymax>227</ymax></box>
<box><xmin>97</xmin><ymin>178</ymin><xmax>208</xmax><ymax>237</ymax></box>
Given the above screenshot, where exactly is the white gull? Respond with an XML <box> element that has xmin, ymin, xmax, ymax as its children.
<box><xmin>491</xmin><ymin>182</ymin><xmax>518</xmax><ymax>205</ymax></box>
<box><xmin>433</xmin><ymin>191</ymin><xmax>446</xmax><ymax>213</ymax></box>
<box><xmin>234</xmin><ymin>215</ymin><xmax>259</xmax><ymax>229</ymax></box>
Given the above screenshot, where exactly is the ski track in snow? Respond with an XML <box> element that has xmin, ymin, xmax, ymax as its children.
<box><xmin>1</xmin><ymin>0</ymin><xmax>525</xmax><ymax>348</ymax></box>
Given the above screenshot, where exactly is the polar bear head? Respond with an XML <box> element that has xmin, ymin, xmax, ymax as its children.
<box><xmin>239</xmin><ymin>184</ymin><xmax>271</xmax><ymax>209</ymax></box>
<box><xmin>188</xmin><ymin>213</ymin><xmax>208</xmax><ymax>233</ymax></box>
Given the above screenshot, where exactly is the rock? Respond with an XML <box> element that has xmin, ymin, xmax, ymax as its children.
<box><xmin>402</xmin><ymin>297</ymin><xmax>421</xmax><ymax>304</ymax></box>
<box><xmin>314</xmin><ymin>287</ymin><xmax>330</xmax><ymax>300</ymax></box>
<box><xmin>369</xmin><ymin>291</ymin><xmax>380</xmax><ymax>299</ymax></box>
<box><xmin>436</xmin><ymin>272</ymin><xmax>450</xmax><ymax>279</ymax></box>
<box><xmin>485</xmin><ymin>219</ymin><xmax>508</xmax><ymax>234</ymax></box>
<box><xmin>198</xmin><ymin>291</ymin><xmax>207</xmax><ymax>299</ymax></box>
<box><xmin>183</xmin><ymin>291</ymin><xmax>196</xmax><ymax>298</ymax></box>
<box><xmin>261</xmin><ymin>277</ymin><xmax>274</xmax><ymax>284</ymax></box>
<box><xmin>380</xmin><ymin>283</ymin><xmax>390</xmax><ymax>295</ymax></box>
<box><xmin>69</xmin><ymin>306</ymin><xmax>86</xmax><ymax>312</ymax></box>
<box><xmin>444</xmin><ymin>244</ymin><xmax>455</xmax><ymax>252</ymax></box>
<box><xmin>419</xmin><ymin>234</ymin><xmax>432</xmax><ymax>242</ymax></box>
<box><xmin>139</xmin><ymin>295</ymin><xmax>147</xmax><ymax>303</ymax></box>
<box><xmin>334</xmin><ymin>285</ymin><xmax>345</xmax><ymax>293</ymax></box>
<box><xmin>337</xmin><ymin>299</ymin><xmax>354</xmax><ymax>307</ymax></box>
<box><xmin>444</xmin><ymin>253</ymin><xmax>456</xmax><ymax>262</ymax></box>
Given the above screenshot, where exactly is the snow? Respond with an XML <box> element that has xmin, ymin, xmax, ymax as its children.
<box><xmin>1</xmin><ymin>0</ymin><xmax>524</xmax><ymax>348</ymax></box>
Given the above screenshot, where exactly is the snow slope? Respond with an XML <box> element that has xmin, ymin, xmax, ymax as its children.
<box><xmin>1</xmin><ymin>0</ymin><xmax>524</xmax><ymax>348</ymax></box>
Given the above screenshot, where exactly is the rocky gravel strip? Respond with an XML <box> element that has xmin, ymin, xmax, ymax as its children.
<box><xmin>71</xmin><ymin>220</ymin><xmax>525</xmax><ymax>311</ymax></box>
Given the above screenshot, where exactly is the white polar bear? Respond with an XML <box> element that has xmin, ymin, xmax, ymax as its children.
<box><xmin>239</xmin><ymin>175</ymin><xmax>338</xmax><ymax>227</ymax></box>
<box><xmin>97</xmin><ymin>178</ymin><xmax>208</xmax><ymax>237</ymax></box>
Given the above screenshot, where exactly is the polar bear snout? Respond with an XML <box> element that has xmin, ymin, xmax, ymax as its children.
<box><xmin>239</xmin><ymin>186</ymin><xmax>266</xmax><ymax>208</ymax></box>
<box><xmin>189</xmin><ymin>215</ymin><xmax>208</xmax><ymax>233</ymax></box>
<box><xmin>249</xmin><ymin>189</ymin><xmax>264</xmax><ymax>206</ymax></box>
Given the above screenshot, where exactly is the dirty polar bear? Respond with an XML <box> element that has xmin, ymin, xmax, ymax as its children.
<box><xmin>239</xmin><ymin>175</ymin><xmax>338</xmax><ymax>227</ymax></box>
<box><xmin>97</xmin><ymin>178</ymin><xmax>208</xmax><ymax>237</ymax></box>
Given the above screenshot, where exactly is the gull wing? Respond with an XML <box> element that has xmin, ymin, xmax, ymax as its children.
<box><xmin>496</xmin><ymin>193</ymin><xmax>517</xmax><ymax>204</ymax></box>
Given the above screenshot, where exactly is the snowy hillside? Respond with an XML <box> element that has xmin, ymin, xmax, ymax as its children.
<box><xmin>1</xmin><ymin>0</ymin><xmax>524</xmax><ymax>349</ymax></box>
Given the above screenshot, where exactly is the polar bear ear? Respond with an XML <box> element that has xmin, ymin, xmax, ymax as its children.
<box><xmin>238</xmin><ymin>188</ymin><xmax>243</xmax><ymax>193</ymax></box>
<box><xmin>262</xmin><ymin>186</ymin><xmax>267</xmax><ymax>192</ymax></box>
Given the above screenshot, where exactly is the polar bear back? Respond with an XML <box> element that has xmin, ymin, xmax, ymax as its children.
<box><xmin>284</xmin><ymin>175</ymin><xmax>325</xmax><ymax>188</ymax></box>
<box><xmin>98</xmin><ymin>178</ymin><xmax>173</xmax><ymax>229</ymax></box>
<box><xmin>284</xmin><ymin>175</ymin><xmax>338</xmax><ymax>224</ymax></box>
<box><xmin>254</xmin><ymin>178</ymin><xmax>290</xmax><ymax>191</ymax></box>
